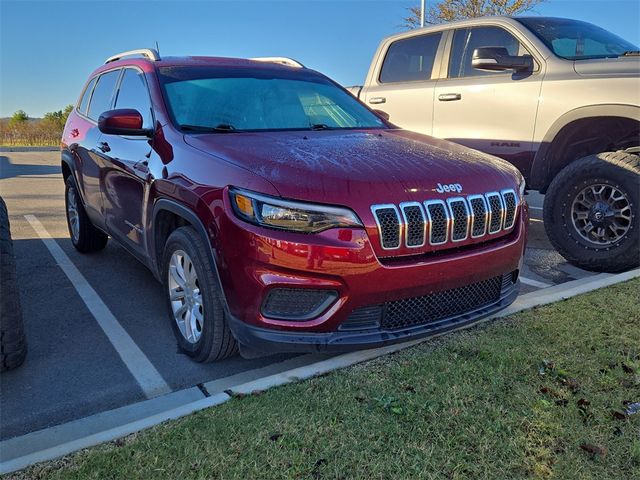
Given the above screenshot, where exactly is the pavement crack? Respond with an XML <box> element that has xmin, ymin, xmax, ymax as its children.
<box><xmin>196</xmin><ymin>383</ymin><xmax>211</xmax><ymax>398</ymax></box>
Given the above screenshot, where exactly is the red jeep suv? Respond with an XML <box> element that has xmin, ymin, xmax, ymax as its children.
<box><xmin>62</xmin><ymin>49</ymin><xmax>528</xmax><ymax>362</ymax></box>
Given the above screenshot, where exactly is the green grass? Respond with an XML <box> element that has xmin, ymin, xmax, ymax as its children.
<box><xmin>13</xmin><ymin>280</ymin><xmax>640</xmax><ymax>480</ymax></box>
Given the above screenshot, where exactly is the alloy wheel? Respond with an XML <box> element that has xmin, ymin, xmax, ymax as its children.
<box><xmin>571</xmin><ymin>183</ymin><xmax>632</xmax><ymax>246</ymax></box>
<box><xmin>66</xmin><ymin>187</ymin><xmax>80</xmax><ymax>242</ymax></box>
<box><xmin>168</xmin><ymin>249</ymin><xmax>204</xmax><ymax>344</ymax></box>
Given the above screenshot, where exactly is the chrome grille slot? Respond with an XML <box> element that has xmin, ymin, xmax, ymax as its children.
<box><xmin>424</xmin><ymin>200</ymin><xmax>449</xmax><ymax>245</ymax></box>
<box><xmin>486</xmin><ymin>192</ymin><xmax>504</xmax><ymax>234</ymax></box>
<box><xmin>447</xmin><ymin>198</ymin><xmax>469</xmax><ymax>242</ymax></box>
<box><xmin>501</xmin><ymin>189</ymin><xmax>518</xmax><ymax>230</ymax></box>
<box><xmin>400</xmin><ymin>202</ymin><xmax>426</xmax><ymax>248</ymax></box>
<box><xmin>371</xmin><ymin>205</ymin><xmax>401</xmax><ymax>250</ymax></box>
<box><xmin>468</xmin><ymin>195</ymin><xmax>488</xmax><ymax>238</ymax></box>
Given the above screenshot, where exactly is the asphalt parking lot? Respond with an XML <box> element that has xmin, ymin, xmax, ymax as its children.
<box><xmin>0</xmin><ymin>149</ymin><xmax>600</xmax><ymax>444</ymax></box>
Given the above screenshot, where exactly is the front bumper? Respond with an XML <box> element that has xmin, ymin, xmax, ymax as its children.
<box><xmin>215</xmin><ymin>196</ymin><xmax>528</xmax><ymax>353</ymax></box>
<box><xmin>227</xmin><ymin>274</ymin><xmax>519</xmax><ymax>353</ymax></box>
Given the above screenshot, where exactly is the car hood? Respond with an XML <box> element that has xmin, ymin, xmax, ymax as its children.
<box><xmin>573</xmin><ymin>56</ymin><xmax>640</xmax><ymax>76</ymax></box>
<box><xmin>184</xmin><ymin>129</ymin><xmax>521</xmax><ymax>206</ymax></box>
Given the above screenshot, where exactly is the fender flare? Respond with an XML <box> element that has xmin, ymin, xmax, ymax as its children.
<box><xmin>530</xmin><ymin>104</ymin><xmax>640</xmax><ymax>189</ymax></box>
<box><xmin>150</xmin><ymin>198</ymin><xmax>233</xmax><ymax>314</ymax></box>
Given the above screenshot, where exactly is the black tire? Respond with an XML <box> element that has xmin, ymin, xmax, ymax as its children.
<box><xmin>162</xmin><ymin>226</ymin><xmax>238</xmax><ymax>362</ymax></box>
<box><xmin>543</xmin><ymin>151</ymin><xmax>640</xmax><ymax>272</ymax></box>
<box><xmin>65</xmin><ymin>176</ymin><xmax>108</xmax><ymax>253</ymax></box>
<box><xmin>0</xmin><ymin>196</ymin><xmax>27</xmax><ymax>372</ymax></box>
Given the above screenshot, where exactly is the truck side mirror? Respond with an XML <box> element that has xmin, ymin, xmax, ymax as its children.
<box><xmin>472</xmin><ymin>47</ymin><xmax>534</xmax><ymax>73</ymax></box>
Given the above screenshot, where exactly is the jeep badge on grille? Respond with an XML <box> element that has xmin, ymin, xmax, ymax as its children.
<box><xmin>436</xmin><ymin>183</ymin><xmax>463</xmax><ymax>193</ymax></box>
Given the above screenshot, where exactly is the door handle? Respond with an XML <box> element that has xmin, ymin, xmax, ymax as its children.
<box><xmin>369</xmin><ymin>97</ymin><xmax>386</xmax><ymax>104</ymax></box>
<box><xmin>97</xmin><ymin>141</ymin><xmax>111</xmax><ymax>153</ymax></box>
<box><xmin>438</xmin><ymin>93</ymin><xmax>462</xmax><ymax>102</ymax></box>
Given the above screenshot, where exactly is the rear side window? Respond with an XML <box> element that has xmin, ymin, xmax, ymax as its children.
<box><xmin>114</xmin><ymin>68</ymin><xmax>153</xmax><ymax>129</ymax></box>
<box><xmin>87</xmin><ymin>70</ymin><xmax>121</xmax><ymax>120</ymax></box>
<box><xmin>379</xmin><ymin>33</ymin><xmax>443</xmax><ymax>83</ymax></box>
<box><xmin>77</xmin><ymin>77</ymin><xmax>96</xmax><ymax>115</ymax></box>
<box><xmin>449</xmin><ymin>27</ymin><xmax>523</xmax><ymax>78</ymax></box>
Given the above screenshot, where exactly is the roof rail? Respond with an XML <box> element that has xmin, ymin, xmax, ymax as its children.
<box><xmin>249</xmin><ymin>57</ymin><xmax>305</xmax><ymax>68</ymax></box>
<box><xmin>105</xmin><ymin>48</ymin><xmax>161</xmax><ymax>64</ymax></box>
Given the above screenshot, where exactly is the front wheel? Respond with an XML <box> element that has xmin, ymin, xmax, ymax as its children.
<box><xmin>162</xmin><ymin>226</ymin><xmax>238</xmax><ymax>362</ymax></box>
<box><xmin>543</xmin><ymin>151</ymin><xmax>639</xmax><ymax>272</ymax></box>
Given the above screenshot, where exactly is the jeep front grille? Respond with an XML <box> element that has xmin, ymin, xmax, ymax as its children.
<box><xmin>371</xmin><ymin>189</ymin><xmax>518</xmax><ymax>251</ymax></box>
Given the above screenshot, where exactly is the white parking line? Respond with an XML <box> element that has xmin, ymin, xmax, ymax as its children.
<box><xmin>529</xmin><ymin>206</ymin><xmax>543</xmax><ymax>211</ymax></box>
<box><xmin>25</xmin><ymin>215</ymin><xmax>171</xmax><ymax>399</ymax></box>
<box><xmin>519</xmin><ymin>276</ymin><xmax>553</xmax><ymax>288</ymax></box>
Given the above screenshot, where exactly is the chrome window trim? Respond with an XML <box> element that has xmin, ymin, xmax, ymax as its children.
<box><xmin>371</xmin><ymin>204</ymin><xmax>402</xmax><ymax>250</ymax></box>
<box><xmin>485</xmin><ymin>192</ymin><xmax>505</xmax><ymax>235</ymax></box>
<box><xmin>424</xmin><ymin>199</ymin><xmax>450</xmax><ymax>245</ymax></box>
<box><xmin>500</xmin><ymin>188</ymin><xmax>519</xmax><ymax>230</ymax></box>
<box><xmin>467</xmin><ymin>194</ymin><xmax>488</xmax><ymax>238</ymax></box>
<box><xmin>446</xmin><ymin>197</ymin><xmax>470</xmax><ymax>242</ymax></box>
<box><xmin>399</xmin><ymin>201</ymin><xmax>427</xmax><ymax>248</ymax></box>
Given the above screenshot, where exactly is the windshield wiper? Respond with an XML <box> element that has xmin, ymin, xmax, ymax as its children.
<box><xmin>622</xmin><ymin>50</ymin><xmax>640</xmax><ymax>56</ymax></box>
<box><xmin>179</xmin><ymin>123</ymin><xmax>239</xmax><ymax>133</ymax></box>
<box><xmin>309</xmin><ymin>123</ymin><xmax>334</xmax><ymax>131</ymax></box>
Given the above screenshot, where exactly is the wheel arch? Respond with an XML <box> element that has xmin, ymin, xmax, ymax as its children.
<box><xmin>150</xmin><ymin>199</ymin><xmax>232</xmax><ymax>314</ymax></box>
<box><xmin>531</xmin><ymin>104</ymin><xmax>640</xmax><ymax>192</ymax></box>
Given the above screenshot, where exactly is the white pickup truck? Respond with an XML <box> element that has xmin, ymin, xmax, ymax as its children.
<box><xmin>349</xmin><ymin>16</ymin><xmax>639</xmax><ymax>272</ymax></box>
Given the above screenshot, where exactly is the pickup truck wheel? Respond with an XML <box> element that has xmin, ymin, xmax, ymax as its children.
<box><xmin>0</xmin><ymin>197</ymin><xmax>27</xmax><ymax>372</ymax></box>
<box><xmin>162</xmin><ymin>226</ymin><xmax>238</xmax><ymax>362</ymax></box>
<box><xmin>543</xmin><ymin>151</ymin><xmax>639</xmax><ymax>272</ymax></box>
<box><xmin>65</xmin><ymin>176</ymin><xmax>108</xmax><ymax>253</ymax></box>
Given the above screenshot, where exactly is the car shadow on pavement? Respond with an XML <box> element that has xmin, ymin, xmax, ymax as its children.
<box><xmin>0</xmin><ymin>156</ymin><xmax>61</xmax><ymax>180</ymax></box>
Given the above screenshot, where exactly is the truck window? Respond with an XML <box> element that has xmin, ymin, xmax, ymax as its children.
<box><xmin>87</xmin><ymin>70</ymin><xmax>121</xmax><ymax>121</ymax></box>
<box><xmin>449</xmin><ymin>27</ymin><xmax>522</xmax><ymax>78</ymax></box>
<box><xmin>114</xmin><ymin>68</ymin><xmax>153</xmax><ymax>129</ymax></box>
<box><xmin>77</xmin><ymin>77</ymin><xmax>97</xmax><ymax>116</ymax></box>
<box><xmin>379</xmin><ymin>33</ymin><xmax>442</xmax><ymax>83</ymax></box>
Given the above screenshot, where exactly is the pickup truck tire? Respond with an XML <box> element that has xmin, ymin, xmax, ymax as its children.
<box><xmin>0</xmin><ymin>197</ymin><xmax>27</xmax><ymax>372</ymax></box>
<box><xmin>162</xmin><ymin>226</ymin><xmax>238</xmax><ymax>362</ymax></box>
<box><xmin>65</xmin><ymin>176</ymin><xmax>108</xmax><ymax>253</ymax></box>
<box><xmin>543</xmin><ymin>151</ymin><xmax>639</xmax><ymax>273</ymax></box>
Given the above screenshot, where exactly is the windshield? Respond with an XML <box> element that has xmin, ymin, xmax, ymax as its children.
<box><xmin>158</xmin><ymin>66</ymin><xmax>386</xmax><ymax>132</ymax></box>
<box><xmin>517</xmin><ymin>17</ymin><xmax>638</xmax><ymax>60</ymax></box>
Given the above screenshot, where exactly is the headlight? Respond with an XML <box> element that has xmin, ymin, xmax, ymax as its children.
<box><xmin>518</xmin><ymin>176</ymin><xmax>526</xmax><ymax>199</ymax></box>
<box><xmin>229</xmin><ymin>187</ymin><xmax>363</xmax><ymax>233</ymax></box>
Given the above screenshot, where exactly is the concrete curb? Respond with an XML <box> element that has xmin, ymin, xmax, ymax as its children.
<box><xmin>1</xmin><ymin>269</ymin><xmax>637</xmax><ymax>475</ymax></box>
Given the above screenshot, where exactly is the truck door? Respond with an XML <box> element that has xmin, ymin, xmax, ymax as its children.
<box><xmin>99</xmin><ymin>67</ymin><xmax>155</xmax><ymax>258</ymax></box>
<box><xmin>362</xmin><ymin>31</ymin><xmax>444</xmax><ymax>135</ymax></box>
<box><xmin>433</xmin><ymin>26</ymin><xmax>544</xmax><ymax>178</ymax></box>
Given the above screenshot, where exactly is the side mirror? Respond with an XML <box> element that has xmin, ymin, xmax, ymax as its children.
<box><xmin>373</xmin><ymin>109</ymin><xmax>390</xmax><ymax>121</ymax></box>
<box><xmin>98</xmin><ymin>109</ymin><xmax>150</xmax><ymax>136</ymax></box>
<box><xmin>472</xmin><ymin>47</ymin><xmax>533</xmax><ymax>73</ymax></box>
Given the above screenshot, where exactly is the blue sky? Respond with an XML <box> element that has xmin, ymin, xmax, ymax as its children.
<box><xmin>1</xmin><ymin>0</ymin><xmax>638</xmax><ymax>117</ymax></box>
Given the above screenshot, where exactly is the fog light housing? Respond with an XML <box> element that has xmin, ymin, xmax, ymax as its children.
<box><xmin>261</xmin><ymin>288</ymin><xmax>338</xmax><ymax>321</ymax></box>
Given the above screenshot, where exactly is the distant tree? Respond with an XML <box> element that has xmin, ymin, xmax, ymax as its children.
<box><xmin>403</xmin><ymin>0</ymin><xmax>546</xmax><ymax>28</ymax></box>
<box><xmin>42</xmin><ymin>105</ymin><xmax>73</xmax><ymax>131</ymax></box>
<box><xmin>9</xmin><ymin>110</ymin><xmax>29</xmax><ymax>128</ymax></box>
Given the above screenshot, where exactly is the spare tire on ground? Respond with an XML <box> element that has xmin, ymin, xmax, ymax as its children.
<box><xmin>0</xmin><ymin>196</ymin><xmax>26</xmax><ymax>372</ymax></box>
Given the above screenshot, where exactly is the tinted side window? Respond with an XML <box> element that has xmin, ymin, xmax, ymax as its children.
<box><xmin>78</xmin><ymin>77</ymin><xmax>96</xmax><ymax>115</ymax></box>
<box><xmin>114</xmin><ymin>69</ymin><xmax>153</xmax><ymax>129</ymax></box>
<box><xmin>379</xmin><ymin>33</ymin><xmax>442</xmax><ymax>83</ymax></box>
<box><xmin>87</xmin><ymin>70</ymin><xmax>120</xmax><ymax>120</ymax></box>
<box><xmin>449</xmin><ymin>27</ymin><xmax>522</xmax><ymax>78</ymax></box>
